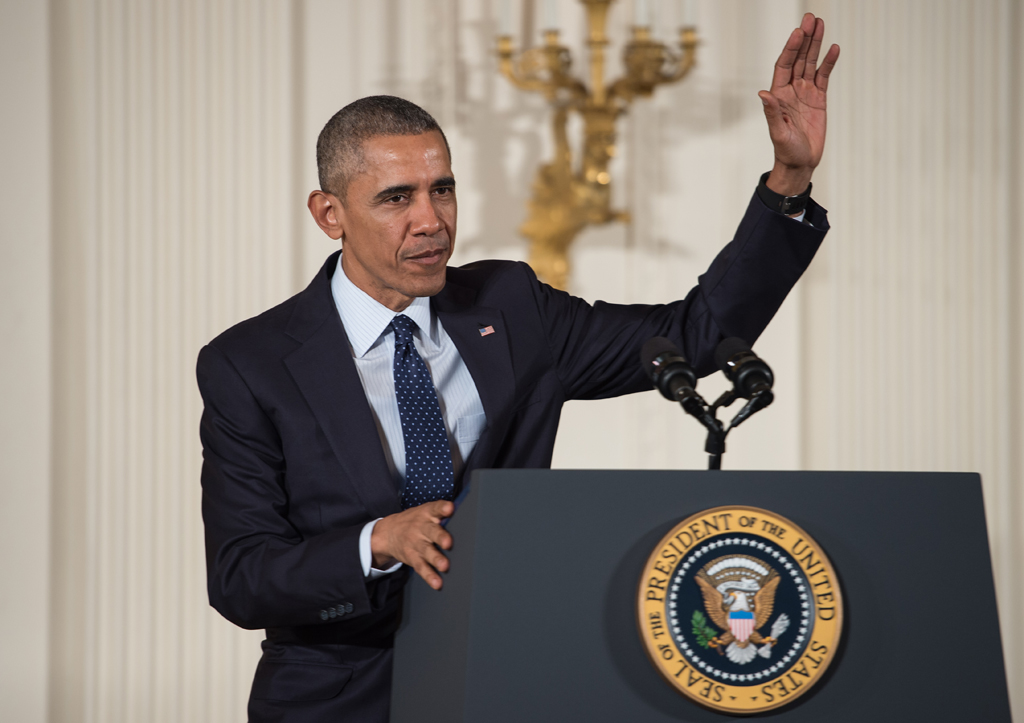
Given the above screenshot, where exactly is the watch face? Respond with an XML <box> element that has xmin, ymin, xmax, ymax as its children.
<box><xmin>756</xmin><ymin>172</ymin><xmax>810</xmax><ymax>215</ymax></box>
<box><xmin>780</xmin><ymin>197</ymin><xmax>804</xmax><ymax>214</ymax></box>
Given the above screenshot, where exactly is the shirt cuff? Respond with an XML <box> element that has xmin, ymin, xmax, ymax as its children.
<box><xmin>790</xmin><ymin>210</ymin><xmax>807</xmax><ymax>224</ymax></box>
<box><xmin>359</xmin><ymin>518</ymin><xmax>403</xmax><ymax>580</ymax></box>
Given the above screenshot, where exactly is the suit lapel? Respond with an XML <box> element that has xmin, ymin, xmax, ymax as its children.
<box><xmin>283</xmin><ymin>254</ymin><xmax>399</xmax><ymax>519</ymax></box>
<box><xmin>281</xmin><ymin>258</ymin><xmax>517</xmax><ymax>513</ymax></box>
<box><xmin>433</xmin><ymin>281</ymin><xmax>516</xmax><ymax>480</ymax></box>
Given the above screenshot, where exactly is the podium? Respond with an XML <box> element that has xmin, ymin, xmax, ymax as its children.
<box><xmin>391</xmin><ymin>470</ymin><xmax>1012</xmax><ymax>722</ymax></box>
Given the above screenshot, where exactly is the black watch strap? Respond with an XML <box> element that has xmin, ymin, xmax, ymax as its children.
<box><xmin>757</xmin><ymin>171</ymin><xmax>811</xmax><ymax>215</ymax></box>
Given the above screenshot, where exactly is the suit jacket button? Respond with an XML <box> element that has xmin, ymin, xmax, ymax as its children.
<box><xmin>319</xmin><ymin>610</ymin><xmax>329</xmax><ymax>621</ymax></box>
<box><xmin>344</xmin><ymin>602</ymin><xmax>353</xmax><ymax>613</ymax></box>
<box><xmin>329</xmin><ymin>607</ymin><xmax>338</xmax><ymax>619</ymax></box>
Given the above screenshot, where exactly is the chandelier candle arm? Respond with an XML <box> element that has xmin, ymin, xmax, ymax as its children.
<box><xmin>583</xmin><ymin>0</ymin><xmax>612</xmax><ymax>106</ymax></box>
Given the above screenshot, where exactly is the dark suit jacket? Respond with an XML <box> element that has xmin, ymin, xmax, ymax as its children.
<box><xmin>197</xmin><ymin>194</ymin><xmax>827</xmax><ymax>719</ymax></box>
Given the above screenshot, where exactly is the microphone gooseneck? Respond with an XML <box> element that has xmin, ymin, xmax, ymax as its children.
<box><xmin>714</xmin><ymin>337</ymin><xmax>775</xmax><ymax>431</ymax></box>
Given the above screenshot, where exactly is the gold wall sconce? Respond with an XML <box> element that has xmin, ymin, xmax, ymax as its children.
<box><xmin>496</xmin><ymin>0</ymin><xmax>699</xmax><ymax>290</ymax></box>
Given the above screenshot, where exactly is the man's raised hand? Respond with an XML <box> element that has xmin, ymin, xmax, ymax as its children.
<box><xmin>371</xmin><ymin>500</ymin><xmax>454</xmax><ymax>590</ymax></box>
<box><xmin>759</xmin><ymin>13</ymin><xmax>840</xmax><ymax>196</ymax></box>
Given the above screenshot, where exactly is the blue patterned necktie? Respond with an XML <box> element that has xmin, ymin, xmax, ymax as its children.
<box><xmin>390</xmin><ymin>314</ymin><xmax>455</xmax><ymax>509</ymax></box>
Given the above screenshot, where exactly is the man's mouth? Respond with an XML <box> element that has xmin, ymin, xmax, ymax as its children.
<box><xmin>406</xmin><ymin>247</ymin><xmax>448</xmax><ymax>266</ymax></box>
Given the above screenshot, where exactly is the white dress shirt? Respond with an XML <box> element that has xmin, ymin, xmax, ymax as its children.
<box><xmin>330</xmin><ymin>254</ymin><xmax>486</xmax><ymax>577</ymax></box>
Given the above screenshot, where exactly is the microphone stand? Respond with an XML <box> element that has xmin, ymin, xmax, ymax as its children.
<box><xmin>680</xmin><ymin>388</ymin><xmax>774</xmax><ymax>470</ymax></box>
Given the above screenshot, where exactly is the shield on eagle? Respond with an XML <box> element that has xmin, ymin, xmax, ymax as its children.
<box><xmin>728</xmin><ymin>609</ymin><xmax>755</xmax><ymax>642</ymax></box>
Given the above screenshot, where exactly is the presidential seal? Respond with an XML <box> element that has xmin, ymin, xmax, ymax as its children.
<box><xmin>637</xmin><ymin>506</ymin><xmax>842</xmax><ymax>714</ymax></box>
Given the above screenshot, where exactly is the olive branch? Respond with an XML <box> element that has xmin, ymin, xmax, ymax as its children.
<box><xmin>691</xmin><ymin>610</ymin><xmax>718</xmax><ymax>649</ymax></box>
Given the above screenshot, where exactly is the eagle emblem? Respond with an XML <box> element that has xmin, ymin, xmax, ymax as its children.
<box><xmin>639</xmin><ymin>507</ymin><xmax>844</xmax><ymax>714</ymax></box>
<box><xmin>694</xmin><ymin>554</ymin><xmax>791</xmax><ymax>665</ymax></box>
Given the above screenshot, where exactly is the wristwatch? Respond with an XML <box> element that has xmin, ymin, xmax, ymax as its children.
<box><xmin>757</xmin><ymin>171</ymin><xmax>811</xmax><ymax>215</ymax></box>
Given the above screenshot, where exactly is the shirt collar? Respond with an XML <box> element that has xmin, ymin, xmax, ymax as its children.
<box><xmin>330</xmin><ymin>253</ymin><xmax>438</xmax><ymax>358</ymax></box>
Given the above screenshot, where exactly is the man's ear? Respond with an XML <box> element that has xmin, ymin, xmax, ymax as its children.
<box><xmin>307</xmin><ymin>190</ymin><xmax>346</xmax><ymax>241</ymax></box>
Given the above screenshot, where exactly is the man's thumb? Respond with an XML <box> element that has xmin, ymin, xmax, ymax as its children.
<box><xmin>758</xmin><ymin>91</ymin><xmax>778</xmax><ymax>120</ymax></box>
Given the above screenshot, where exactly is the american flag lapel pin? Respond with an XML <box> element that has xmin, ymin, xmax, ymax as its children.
<box><xmin>478</xmin><ymin>325</ymin><xmax>495</xmax><ymax>337</ymax></box>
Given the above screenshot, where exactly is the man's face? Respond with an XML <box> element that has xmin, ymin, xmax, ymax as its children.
<box><xmin>337</xmin><ymin>131</ymin><xmax>456</xmax><ymax>311</ymax></box>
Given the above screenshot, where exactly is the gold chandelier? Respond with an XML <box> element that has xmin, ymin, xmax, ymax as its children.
<box><xmin>497</xmin><ymin>0</ymin><xmax>699</xmax><ymax>290</ymax></box>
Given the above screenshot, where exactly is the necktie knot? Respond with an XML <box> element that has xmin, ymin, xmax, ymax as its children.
<box><xmin>390</xmin><ymin>314</ymin><xmax>417</xmax><ymax>348</ymax></box>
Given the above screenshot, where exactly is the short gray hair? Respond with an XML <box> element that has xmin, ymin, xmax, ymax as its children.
<box><xmin>316</xmin><ymin>95</ymin><xmax>450</xmax><ymax>202</ymax></box>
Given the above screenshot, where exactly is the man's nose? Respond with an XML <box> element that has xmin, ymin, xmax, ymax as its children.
<box><xmin>409</xmin><ymin>195</ymin><xmax>443</xmax><ymax>236</ymax></box>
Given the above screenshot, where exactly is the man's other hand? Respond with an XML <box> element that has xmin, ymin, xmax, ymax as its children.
<box><xmin>371</xmin><ymin>500</ymin><xmax>454</xmax><ymax>590</ymax></box>
<box><xmin>759</xmin><ymin>13</ymin><xmax>840</xmax><ymax>196</ymax></box>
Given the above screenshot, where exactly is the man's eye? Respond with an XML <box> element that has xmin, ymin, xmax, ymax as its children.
<box><xmin>385</xmin><ymin>195</ymin><xmax>406</xmax><ymax>203</ymax></box>
<box><xmin>434</xmin><ymin>187</ymin><xmax>453</xmax><ymax>195</ymax></box>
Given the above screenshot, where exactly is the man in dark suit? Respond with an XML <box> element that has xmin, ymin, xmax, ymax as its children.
<box><xmin>198</xmin><ymin>14</ymin><xmax>838</xmax><ymax>722</ymax></box>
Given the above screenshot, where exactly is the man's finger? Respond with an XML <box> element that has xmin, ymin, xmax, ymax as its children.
<box><xmin>426</xmin><ymin>523</ymin><xmax>453</xmax><ymax>550</ymax></box>
<box><xmin>803</xmin><ymin>17</ymin><xmax>825</xmax><ymax>80</ymax></box>
<box><xmin>772</xmin><ymin>27</ymin><xmax>805</xmax><ymax>89</ymax></box>
<box><xmin>424</xmin><ymin>499</ymin><xmax>455</xmax><ymax>521</ymax></box>
<box><xmin>412</xmin><ymin>558</ymin><xmax>444</xmax><ymax>590</ymax></box>
<box><xmin>410</xmin><ymin>539</ymin><xmax>450</xmax><ymax>588</ymax></box>
<box><xmin>814</xmin><ymin>44</ymin><xmax>840</xmax><ymax>92</ymax></box>
<box><xmin>758</xmin><ymin>91</ymin><xmax>779</xmax><ymax>121</ymax></box>
<box><xmin>425</xmin><ymin>545</ymin><xmax>450</xmax><ymax>574</ymax></box>
<box><xmin>791</xmin><ymin>20</ymin><xmax>814</xmax><ymax>80</ymax></box>
<box><xmin>758</xmin><ymin>91</ymin><xmax>789</xmax><ymax>145</ymax></box>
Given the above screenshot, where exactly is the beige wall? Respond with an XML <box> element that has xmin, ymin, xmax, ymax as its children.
<box><xmin>804</xmin><ymin>0</ymin><xmax>1024</xmax><ymax>707</ymax></box>
<box><xmin>1</xmin><ymin>2</ymin><xmax>51</xmax><ymax>722</ymax></box>
<box><xmin>1</xmin><ymin>0</ymin><xmax>1020</xmax><ymax>720</ymax></box>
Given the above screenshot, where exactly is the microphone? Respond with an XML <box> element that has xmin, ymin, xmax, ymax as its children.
<box><xmin>641</xmin><ymin>337</ymin><xmax>697</xmax><ymax>402</ymax></box>
<box><xmin>714</xmin><ymin>337</ymin><xmax>774</xmax><ymax>399</ymax></box>
<box><xmin>644</xmin><ymin>337</ymin><xmax>777</xmax><ymax>469</ymax></box>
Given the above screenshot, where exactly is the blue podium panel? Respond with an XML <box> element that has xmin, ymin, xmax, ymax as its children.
<box><xmin>391</xmin><ymin>471</ymin><xmax>1011</xmax><ymax>722</ymax></box>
